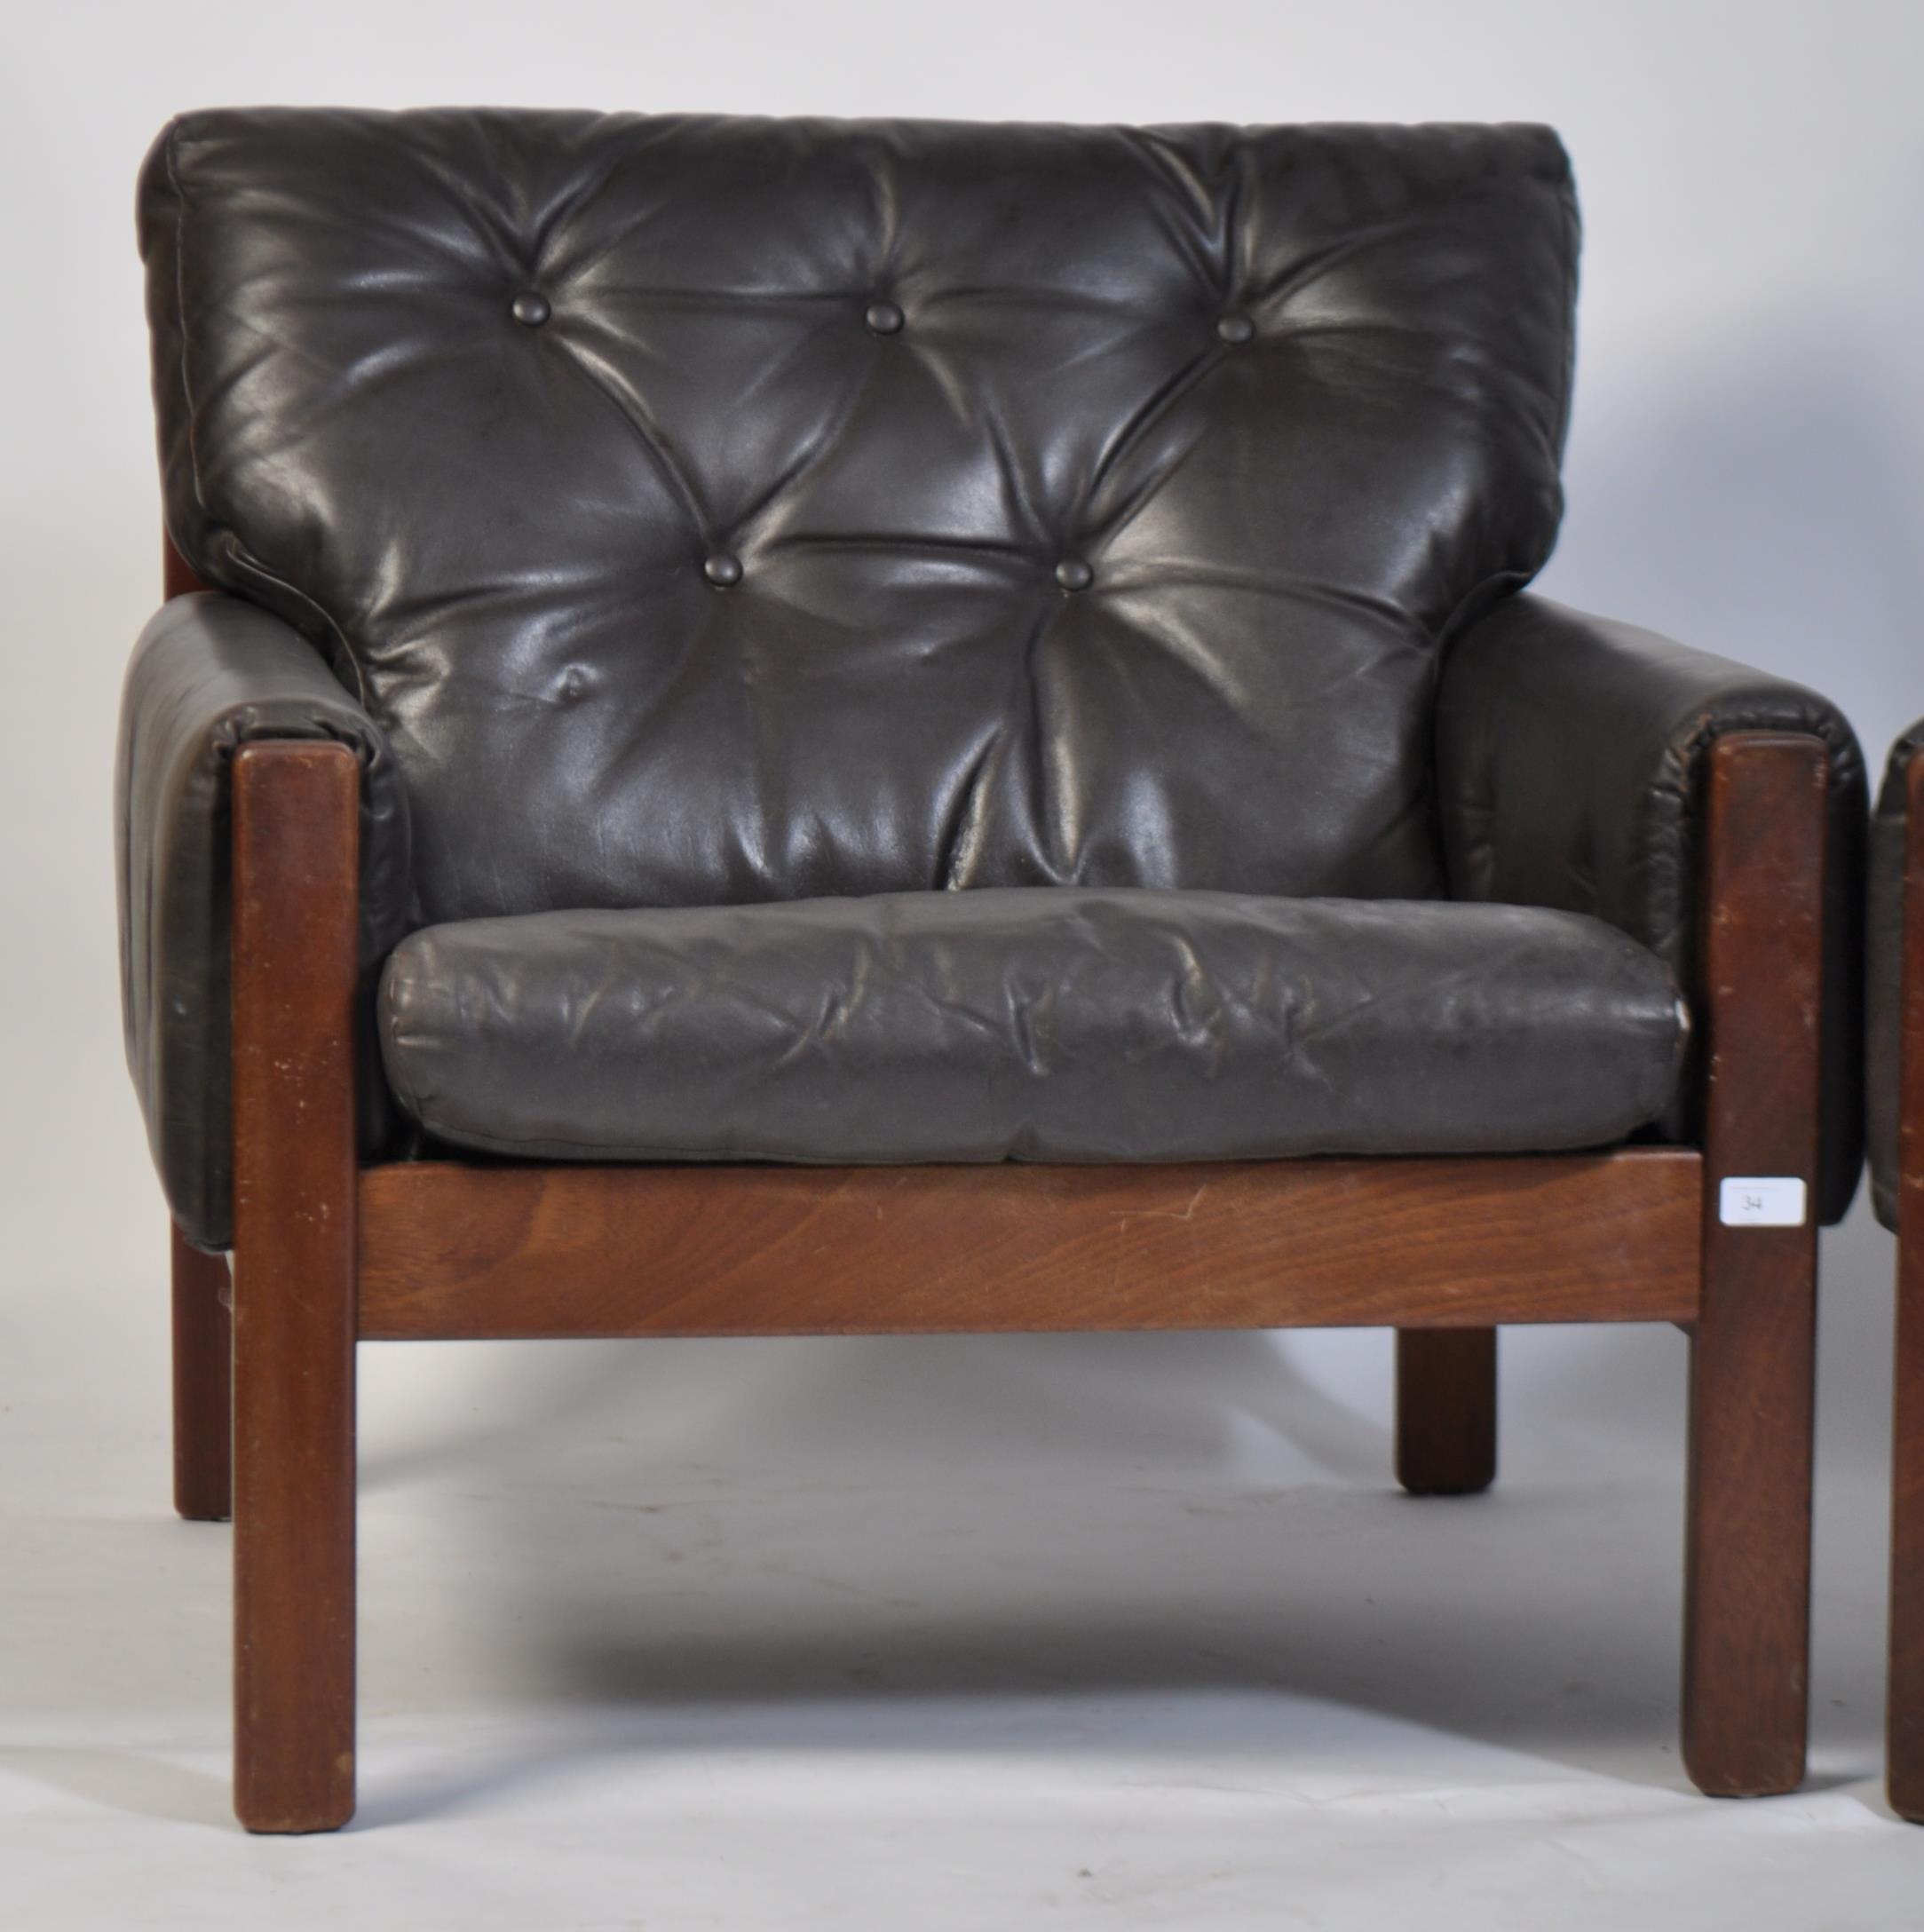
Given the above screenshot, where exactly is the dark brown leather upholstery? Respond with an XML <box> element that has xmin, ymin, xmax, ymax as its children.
<box><xmin>380</xmin><ymin>892</ymin><xmax>1687</xmax><ymax>1164</ymax></box>
<box><xmin>1868</xmin><ymin>725</ymin><xmax>1924</xmax><ymax>1228</ymax></box>
<box><xmin>117</xmin><ymin>109</ymin><xmax>1866</xmax><ymax>1247</ymax></box>
<box><xmin>139</xmin><ymin>110</ymin><xmax>1576</xmax><ymax>921</ymax></box>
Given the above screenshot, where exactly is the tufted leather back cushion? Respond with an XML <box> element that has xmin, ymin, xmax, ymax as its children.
<box><xmin>140</xmin><ymin>111</ymin><xmax>1578</xmax><ymax>920</ymax></box>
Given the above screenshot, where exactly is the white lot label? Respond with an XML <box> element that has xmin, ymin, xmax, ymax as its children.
<box><xmin>1717</xmin><ymin>1176</ymin><xmax>1808</xmax><ymax>1228</ymax></box>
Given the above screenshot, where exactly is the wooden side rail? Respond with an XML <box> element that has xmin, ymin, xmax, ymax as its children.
<box><xmin>357</xmin><ymin>1152</ymin><xmax>1702</xmax><ymax>1340</ymax></box>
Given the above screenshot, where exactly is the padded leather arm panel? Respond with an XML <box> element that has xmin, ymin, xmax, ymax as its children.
<box><xmin>1436</xmin><ymin>593</ymin><xmax>1866</xmax><ymax>1223</ymax></box>
<box><xmin>116</xmin><ymin>594</ymin><xmax>412</xmax><ymax>1250</ymax></box>
<box><xmin>1867</xmin><ymin>723</ymin><xmax>1924</xmax><ymax>1229</ymax></box>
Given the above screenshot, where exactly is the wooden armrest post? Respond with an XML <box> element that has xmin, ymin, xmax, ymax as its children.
<box><xmin>230</xmin><ymin>741</ymin><xmax>360</xmax><ymax>1833</ymax></box>
<box><xmin>1681</xmin><ymin>732</ymin><xmax>1827</xmax><ymax>1797</ymax></box>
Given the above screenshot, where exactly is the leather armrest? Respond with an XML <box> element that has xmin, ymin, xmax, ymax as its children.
<box><xmin>1436</xmin><ymin>593</ymin><xmax>1867</xmax><ymax>1223</ymax></box>
<box><xmin>1868</xmin><ymin>724</ymin><xmax>1924</xmax><ymax>1229</ymax></box>
<box><xmin>115</xmin><ymin>594</ymin><xmax>411</xmax><ymax>1250</ymax></box>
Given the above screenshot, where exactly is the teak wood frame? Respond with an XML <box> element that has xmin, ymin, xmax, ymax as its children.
<box><xmin>1889</xmin><ymin>753</ymin><xmax>1924</xmax><ymax>1824</ymax></box>
<box><xmin>165</xmin><ymin>655</ymin><xmax>1832</xmax><ymax>1832</ymax></box>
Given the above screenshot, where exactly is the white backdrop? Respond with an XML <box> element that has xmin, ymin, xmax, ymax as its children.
<box><xmin>4</xmin><ymin>4</ymin><xmax>1923</xmax><ymax>1925</ymax></box>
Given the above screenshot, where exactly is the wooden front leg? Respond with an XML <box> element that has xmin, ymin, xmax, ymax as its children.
<box><xmin>1682</xmin><ymin>732</ymin><xmax>1827</xmax><ymax>1797</ymax></box>
<box><xmin>231</xmin><ymin>741</ymin><xmax>360</xmax><ymax>1833</ymax></box>
<box><xmin>1394</xmin><ymin>1327</ymin><xmax>1496</xmax><ymax>1495</ymax></box>
<box><xmin>1891</xmin><ymin>752</ymin><xmax>1924</xmax><ymax>1823</ymax></box>
<box><xmin>170</xmin><ymin>1223</ymin><xmax>232</xmax><ymax>1520</ymax></box>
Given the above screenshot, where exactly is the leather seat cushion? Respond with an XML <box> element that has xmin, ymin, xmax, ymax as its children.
<box><xmin>377</xmin><ymin>890</ymin><xmax>1686</xmax><ymax>1163</ymax></box>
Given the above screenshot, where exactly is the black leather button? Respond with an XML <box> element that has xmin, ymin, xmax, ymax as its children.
<box><xmin>1216</xmin><ymin>312</ymin><xmax>1255</xmax><ymax>344</ymax></box>
<box><xmin>703</xmin><ymin>552</ymin><xmax>743</xmax><ymax>588</ymax></box>
<box><xmin>865</xmin><ymin>301</ymin><xmax>905</xmax><ymax>336</ymax></box>
<box><xmin>1055</xmin><ymin>558</ymin><xmax>1093</xmax><ymax>592</ymax></box>
<box><xmin>511</xmin><ymin>291</ymin><xmax>551</xmax><ymax>327</ymax></box>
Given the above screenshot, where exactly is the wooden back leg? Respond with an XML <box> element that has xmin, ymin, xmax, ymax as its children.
<box><xmin>1395</xmin><ymin>1327</ymin><xmax>1497</xmax><ymax>1495</ymax></box>
<box><xmin>170</xmin><ymin>1223</ymin><xmax>233</xmax><ymax>1521</ymax></box>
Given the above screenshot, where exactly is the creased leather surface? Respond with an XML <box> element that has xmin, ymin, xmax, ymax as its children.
<box><xmin>115</xmin><ymin>595</ymin><xmax>411</xmax><ymax>1250</ymax></box>
<box><xmin>1868</xmin><ymin>724</ymin><xmax>1924</xmax><ymax>1229</ymax></box>
<box><xmin>139</xmin><ymin>110</ymin><xmax>1578</xmax><ymax>920</ymax></box>
<box><xmin>380</xmin><ymin>891</ymin><xmax>1686</xmax><ymax>1164</ymax></box>
<box><xmin>1436</xmin><ymin>595</ymin><xmax>1866</xmax><ymax>1224</ymax></box>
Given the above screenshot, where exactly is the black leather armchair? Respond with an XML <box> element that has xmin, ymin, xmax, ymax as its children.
<box><xmin>1867</xmin><ymin>723</ymin><xmax>1924</xmax><ymax>1822</ymax></box>
<box><xmin>118</xmin><ymin>109</ymin><xmax>1865</xmax><ymax>1831</ymax></box>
